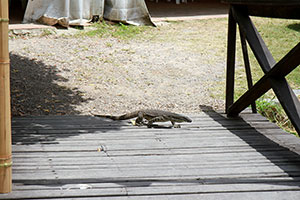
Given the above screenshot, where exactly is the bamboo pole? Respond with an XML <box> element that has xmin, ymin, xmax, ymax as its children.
<box><xmin>0</xmin><ymin>0</ymin><xmax>12</xmax><ymax>193</ymax></box>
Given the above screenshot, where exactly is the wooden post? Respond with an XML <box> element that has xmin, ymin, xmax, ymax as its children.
<box><xmin>225</xmin><ymin>7</ymin><xmax>237</xmax><ymax>113</ymax></box>
<box><xmin>0</xmin><ymin>0</ymin><xmax>12</xmax><ymax>193</ymax></box>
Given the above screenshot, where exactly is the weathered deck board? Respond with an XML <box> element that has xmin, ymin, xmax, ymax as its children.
<box><xmin>1</xmin><ymin>111</ymin><xmax>300</xmax><ymax>199</ymax></box>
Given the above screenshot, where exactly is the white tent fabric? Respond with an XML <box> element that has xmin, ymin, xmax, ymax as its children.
<box><xmin>23</xmin><ymin>0</ymin><xmax>154</xmax><ymax>27</ymax></box>
<box><xmin>23</xmin><ymin>0</ymin><xmax>104</xmax><ymax>27</ymax></box>
<box><xmin>104</xmin><ymin>0</ymin><xmax>154</xmax><ymax>26</ymax></box>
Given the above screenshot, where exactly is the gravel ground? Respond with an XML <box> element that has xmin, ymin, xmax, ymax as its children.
<box><xmin>9</xmin><ymin>19</ymin><xmax>228</xmax><ymax>116</ymax></box>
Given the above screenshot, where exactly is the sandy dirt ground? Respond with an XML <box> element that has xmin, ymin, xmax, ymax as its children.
<box><xmin>9</xmin><ymin>17</ymin><xmax>229</xmax><ymax>116</ymax></box>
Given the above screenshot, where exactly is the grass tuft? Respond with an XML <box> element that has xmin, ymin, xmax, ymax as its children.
<box><xmin>256</xmin><ymin>98</ymin><xmax>298</xmax><ymax>137</ymax></box>
<box><xmin>77</xmin><ymin>21</ymin><xmax>150</xmax><ymax>39</ymax></box>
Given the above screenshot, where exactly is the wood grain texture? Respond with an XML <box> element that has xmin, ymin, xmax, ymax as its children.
<box><xmin>1</xmin><ymin>112</ymin><xmax>300</xmax><ymax>199</ymax></box>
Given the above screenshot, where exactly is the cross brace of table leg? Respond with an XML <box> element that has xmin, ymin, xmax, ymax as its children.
<box><xmin>227</xmin><ymin>5</ymin><xmax>300</xmax><ymax>134</ymax></box>
<box><xmin>228</xmin><ymin>42</ymin><xmax>300</xmax><ymax>116</ymax></box>
<box><xmin>239</xmin><ymin>27</ymin><xmax>257</xmax><ymax>113</ymax></box>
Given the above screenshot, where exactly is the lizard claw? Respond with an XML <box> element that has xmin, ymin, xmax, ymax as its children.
<box><xmin>130</xmin><ymin>119</ymin><xmax>137</xmax><ymax>126</ymax></box>
<box><xmin>173</xmin><ymin>124</ymin><xmax>181</xmax><ymax>128</ymax></box>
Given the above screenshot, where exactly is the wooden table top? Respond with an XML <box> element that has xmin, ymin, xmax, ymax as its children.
<box><xmin>221</xmin><ymin>0</ymin><xmax>300</xmax><ymax>5</ymax></box>
<box><xmin>222</xmin><ymin>0</ymin><xmax>300</xmax><ymax>19</ymax></box>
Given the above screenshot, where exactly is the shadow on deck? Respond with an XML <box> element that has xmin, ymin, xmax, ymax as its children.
<box><xmin>2</xmin><ymin>108</ymin><xmax>300</xmax><ymax>199</ymax></box>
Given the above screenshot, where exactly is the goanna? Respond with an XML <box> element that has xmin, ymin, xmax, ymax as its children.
<box><xmin>94</xmin><ymin>109</ymin><xmax>192</xmax><ymax>128</ymax></box>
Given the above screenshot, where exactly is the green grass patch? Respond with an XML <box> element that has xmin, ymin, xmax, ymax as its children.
<box><xmin>256</xmin><ymin>98</ymin><xmax>298</xmax><ymax>137</ymax></box>
<box><xmin>77</xmin><ymin>21</ymin><xmax>151</xmax><ymax>40</ymax></box>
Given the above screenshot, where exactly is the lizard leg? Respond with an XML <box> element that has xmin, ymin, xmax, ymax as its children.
<box><xmin>171</xmin><ymin>121</ymin><xmax>181</xmax><ymax>128</ymax></box>
<box><xmin>135</xmin><ymin>111</ymin><xmax>145</xmax><ymax>126</ymax></box>
<box><xmin>146</xmin><ymin>121</ymin><xmax>154</xmax><ymax>128</ymax></box>
<box><xmin>135</xmin><ymin>117</ymin><xmax>144</xmax><ymax>126</ymax></box>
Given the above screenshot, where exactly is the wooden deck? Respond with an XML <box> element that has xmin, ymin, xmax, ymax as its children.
<box><xmin>2</xmin><ymin>110</ymin><xmax>300</xmax><ymax>199</ymax></box>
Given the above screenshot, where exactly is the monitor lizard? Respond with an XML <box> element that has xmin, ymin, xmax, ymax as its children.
<box><xmin>93</xmin><ymin>109</ymin><xmax>192</xmax><ymax>128</ymax></box>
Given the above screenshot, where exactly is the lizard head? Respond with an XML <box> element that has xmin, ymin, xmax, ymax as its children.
<box><xmin>183</xmin><ymin>116</ymin><xmax>192</xmax><ymax>123</ymax></box>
